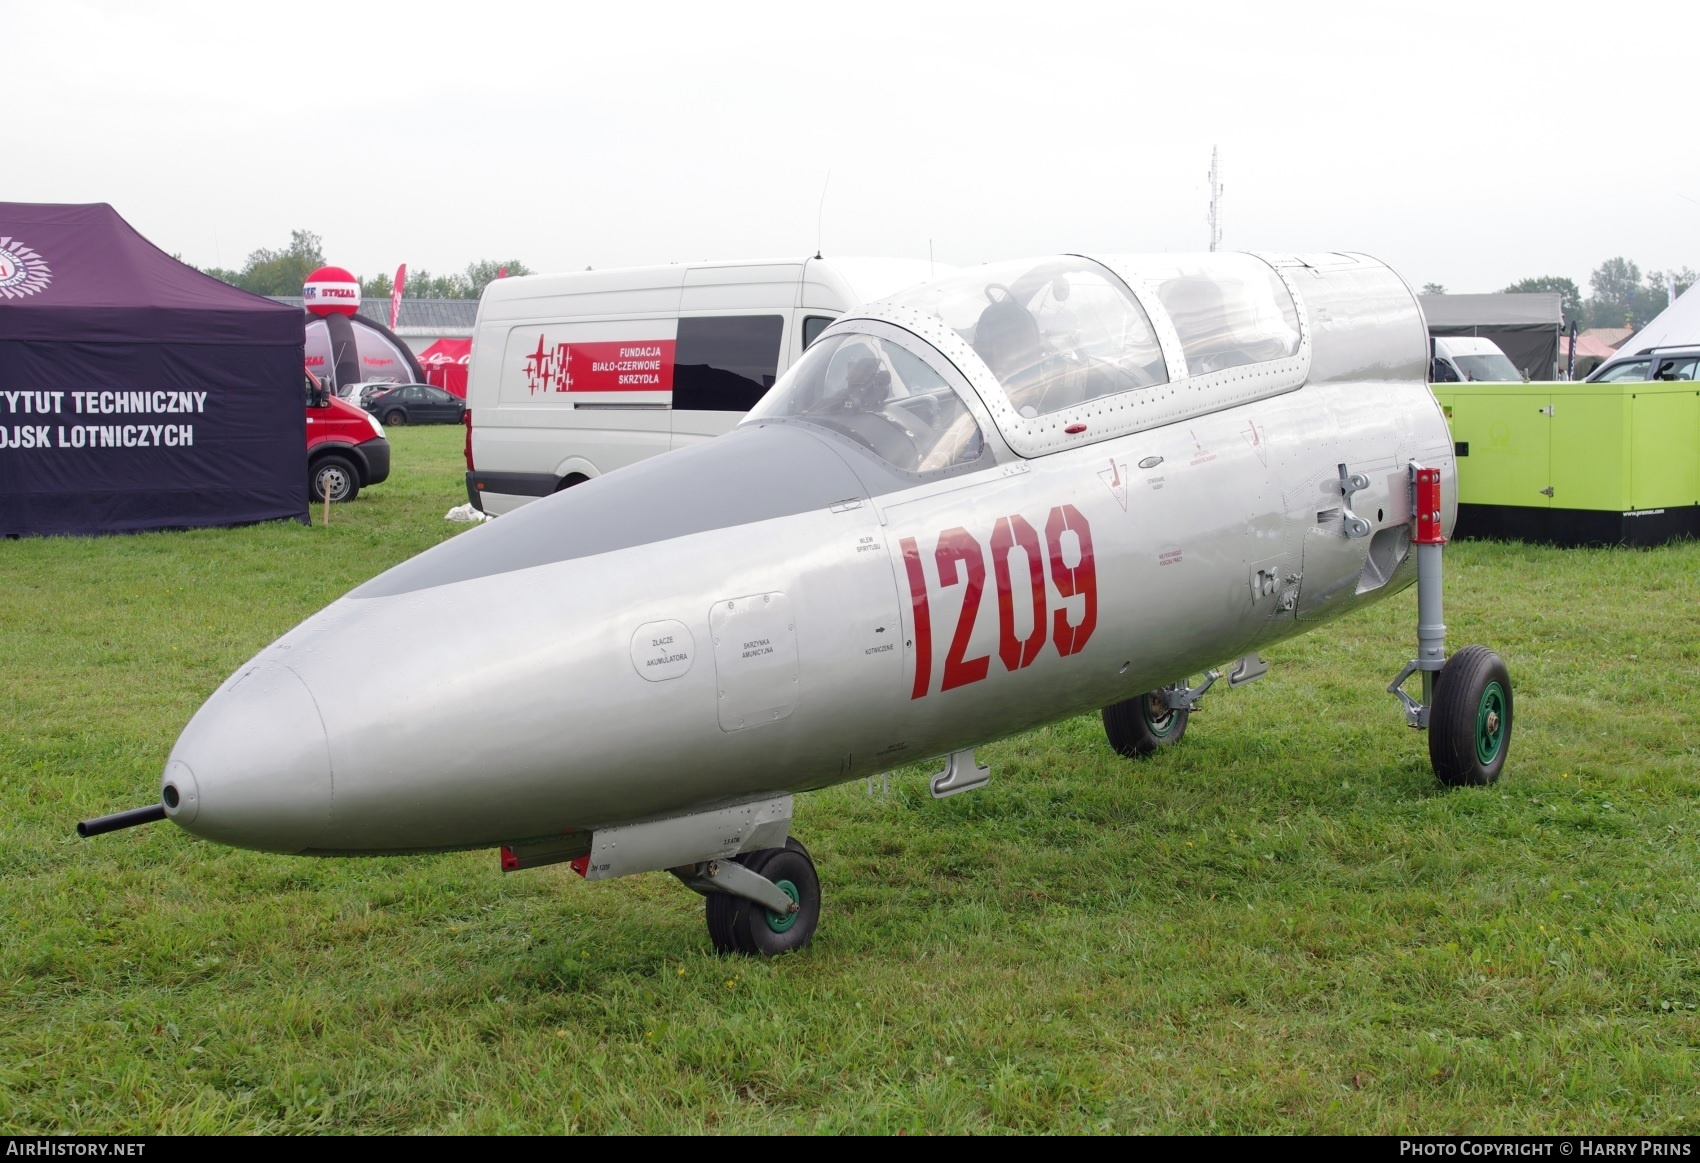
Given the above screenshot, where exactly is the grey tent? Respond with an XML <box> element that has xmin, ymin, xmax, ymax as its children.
<box><xmin>1420</xmin><ymin>293</ymin><xmax>1563</xmax><ymax>380</ymax></box>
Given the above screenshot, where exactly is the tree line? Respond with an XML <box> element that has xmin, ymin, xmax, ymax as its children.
<box><xmin>1423</xmin><ymin>257</ymin><xmax>1696</xmax><ymax>330</ymax></box>
<box><xmin>197</xmin><ymin>230</ymin><xmax>531</xmax><ymax>301</ymax></box>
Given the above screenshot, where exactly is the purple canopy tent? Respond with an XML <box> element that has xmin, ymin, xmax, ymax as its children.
<box><xmin>0</xmin><ymin>202</ymin><xmax>306</xmax><ymax>535</ymax></box>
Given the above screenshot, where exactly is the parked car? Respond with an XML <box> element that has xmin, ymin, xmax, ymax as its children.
<box><xmin>354</xmin><ymin>381</ymin><xmax>405</xmax><ymax>409</ymax></box>
<box><xmin>364</xmin><ymin>382</ymin><xmax>466</xmax><ymax>426</ymax></box>
<box><xmin>336</xmin><ymin>380</ymin><xmax>400</xmax><ymax>407</ymax></box>
<box><xmin>1430</xmin><ymin>336</ymin><xmax>1523</xmax><ymax>383</ymax></box>
<box><xmin>306</xmin><ymin>371</ymin><xmax>391</xmax><ymax>503</ymax></box>
<box><xmin>1585</xmin><ymin>346</ymin><xmax>1700</xmax><ymax>383</ymax></box>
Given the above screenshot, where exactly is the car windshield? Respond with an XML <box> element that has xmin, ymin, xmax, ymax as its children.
<box><xmin>883</xmin><ymin>257</ymin><xmax>1167</xmax><ymax>418</ymax></box>
<box><xmin>743</xmin><ymin>333</ymin><xmax>984</xmax><ymax>473</ymax></box>
<box><xmin>1454</xmin><ymin>353</ymin><xmax>1521</xmax><ymax>382</ymax></box>
<box><xmin>1592</xmin><ymin>360</ymin><xmax>1650</xmax><ymax>383</ymax></box>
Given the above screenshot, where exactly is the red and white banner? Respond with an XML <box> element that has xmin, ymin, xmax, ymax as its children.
<box><xmin>523</xmin><ymin>337</ymin><xmax>675</xmax><ymax>394</ymax></box>
<box><xmin>390</xmin><ymin>264</ymin><xmax>406</xmax><ymax>331</ymax></box>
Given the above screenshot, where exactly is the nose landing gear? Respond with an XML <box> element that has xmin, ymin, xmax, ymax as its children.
<box><xmin>1387</xmin><ymin>463</ymin><xmax>1513</xmax><ymax>786</ymax></box>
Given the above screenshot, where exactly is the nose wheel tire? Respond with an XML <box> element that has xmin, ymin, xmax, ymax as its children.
<box><xmin>1101</xmin><ymin>687</ymin><xmax>1189</xmax><ymax>757</ymax></box>
<box><xmin>705</xmin><ymin>837</ymin><xmax>821</xmax><ymax>956</ymax></box>
<box><xmin>1428</xmin><ymin>645</ymin><xmax>1512</xmax><ymax>787</ymax></box>
<box><xmin>309</xmin><ymin>454</ymin><xmax>360</xmax><ymax>504</ymax></box>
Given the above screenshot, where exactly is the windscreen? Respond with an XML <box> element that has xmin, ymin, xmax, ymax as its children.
<box><xmin>1453</xmin><ymin>353</ymin><xmax>1521</xmax><ymax>382</ymax></box>
<box><xmin>744</xmin><ymin>333</ymin><xmax>984</xmax><ymax>473</ymax></box>
<box><xmin>1141</xmin><ymin>254</ymin><xmax>1301</xmax><ymax>377</ymax></box>
<box><xmin>1591</xmin><ymin>360</ymin><xmax>1649</xmax><ymax>383</ymax></box>
<box><xmin>884</xmin><ymin>257</ymin><xmax>1166</xmax><ymax>418</ymax></box>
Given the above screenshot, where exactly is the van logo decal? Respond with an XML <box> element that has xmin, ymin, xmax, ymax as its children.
<box><xmin>524</xmin><ymin>336</ymin><xmax>676</xmax><ymax>395</ymax></box>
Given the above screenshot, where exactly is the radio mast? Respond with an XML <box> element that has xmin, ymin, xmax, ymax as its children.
<box><xmin>1207</xmin><ymin>146</ymin><xmax>1224</xmax><ymax>252</ymax></box>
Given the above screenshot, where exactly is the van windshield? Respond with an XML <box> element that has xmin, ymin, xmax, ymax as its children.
<box><xmin>1454</xmin><ymin>353</ymin><xmax>1521</xmax><ymax>382</ymax></box>
<box><xmin>744</xmin><ymin>333</ymin><xmax>984</xmax><ymax>473</ymax></box>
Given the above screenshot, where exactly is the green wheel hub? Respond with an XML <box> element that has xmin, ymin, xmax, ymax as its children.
<box><xmin>1143</xmin><ymin>692</ymin><xmax>1178</xmax><ymax>737</ymax></box>
<box><xmin>1475</xmin><ymin>681</ymin><xmax>1507</xmax><ymax>765</ymax></box>
<box><xmin>764</xmin><ymin>879</ymin><xmax>801</xmax><ymax>933</ymax></box>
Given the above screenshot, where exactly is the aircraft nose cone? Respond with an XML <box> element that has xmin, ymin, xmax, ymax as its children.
<box><xmin>162</xmin><ymin>664</ymin><xmax>332</xmax><ymax>853</ymax></box>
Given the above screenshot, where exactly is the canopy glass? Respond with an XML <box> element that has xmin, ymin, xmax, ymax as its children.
<box><xmin>745</xmin><ymin>333</ymin><xmax>985</xmax><ymax>474</ymax></box>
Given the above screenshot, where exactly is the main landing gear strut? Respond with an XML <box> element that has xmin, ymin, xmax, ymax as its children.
<box><xmin>1387</xmin><ymin>463</ymin><xmax>1513</xmax><ymax>785</ymax></box>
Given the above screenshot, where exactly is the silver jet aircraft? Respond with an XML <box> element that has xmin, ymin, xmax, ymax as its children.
<box><xmin>82</xmin><ymin>252</ymin><xmax>1512</xmax><ymax>955</ymax></box>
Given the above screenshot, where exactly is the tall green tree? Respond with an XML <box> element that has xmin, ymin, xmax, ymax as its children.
<box><xmin>1641</xmin><ymin>267</ymin><xmax>1698</xmax><ymax>320</ymax></box>
<box><xmin>1584</xmin><ymin>256</ymin><xmax>1644</xmax><ymax>328</ymax></box>
<box><xmin>464</xmin><ymin>259</ymin><xmax>533</xmax><ymax>298</ymax></box>
<box><xmin>1503</xmin><ymin>276</ymin><xmax>1582</xmax><ymax>324</ymax></box>
<box><xmin>1578</xmin><ymin>259</ymin><xmax>1700</xmax><ymax>329</ymax></box>
<box><xmin>1421</xmin><ymin>283</ymin><xmax>1446</xmax><ymax>296</ymax></box>
<box><xmin>197</xmin><ymin>229</ymin><xmax>326</xmax><ymax>297</ymax></box>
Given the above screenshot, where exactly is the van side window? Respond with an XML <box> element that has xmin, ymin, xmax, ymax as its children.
<box><xmin>1430</xmin><ymin>357</ymin><xmax>1460</xmax><ymax>383</ymax></box>
<box><xmin>674</xmin><ymin>316</ymin><xmax>786</xmax><ymax>412</ymax></box>
<box><xmin>803</xmin><ymin>315</ymin><xmax>836</xmax><ymax>348</ymax></box>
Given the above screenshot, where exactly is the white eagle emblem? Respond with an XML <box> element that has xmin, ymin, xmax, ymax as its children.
<box><xmin>0</xmin><ymin>237</ymin><xmax>53</xmax><ymax>299</ymax></box>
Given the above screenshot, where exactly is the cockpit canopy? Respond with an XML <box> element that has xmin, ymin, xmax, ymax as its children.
<box><xmin>748</xmin><ymin>252</ymin><xmax>1324</xmax><ymax>467</ymax></box>
<box><xmin>888</xmin><ymin>257</ymin><xmax>1167</xmax><ymax>419</ymax></box>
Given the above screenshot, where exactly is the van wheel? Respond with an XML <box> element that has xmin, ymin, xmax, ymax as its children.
<box><xmin>383</xmin><ymin>409</ymin><xmax>406</xmax><ymax>427</ymax></box>
<box><xmin>310</xmin><ymin>454</ymin><xmax>360</xmax><ymax>503</ymax></box>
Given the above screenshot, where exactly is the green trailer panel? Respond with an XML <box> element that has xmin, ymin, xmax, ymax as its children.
<box><xmin>1551</xmin><ymin>392</ymin><xmax>1628</xmax><ymax>512</ymax></box>
<box><xmin>1436</xmin><ymin>384</ymin><xmax>1549</xmax><ymax>509</ymax></box>
<box><xmin>1628</xmin><ymin>386</ymin><xmax>1699</xmax><ymax>511</ymax></box>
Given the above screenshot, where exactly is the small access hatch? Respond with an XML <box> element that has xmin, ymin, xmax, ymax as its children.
<box><xmin>711</xmin><ymin>592</ymin><xmax>800</xmax><ymax>732</ymax></box>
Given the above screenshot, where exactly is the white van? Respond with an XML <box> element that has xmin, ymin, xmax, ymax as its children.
<box><xmin>463</xmin><ymin>256</ymin><xmax>949</xmax><ymax>514</ymax></box>
<box><xmin>1429</xmin><ymin>335</ymin><xmax>1523</xmax><ymax>383</ymax></box>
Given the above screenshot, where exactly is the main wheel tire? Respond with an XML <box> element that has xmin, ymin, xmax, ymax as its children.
<box><xmin>1102</xmin><ymin>688</ymin><xmax>1189</xmax><ymax>757</ymax></box>
<box><xmin>704</xmin><ymin>837</ymin><xmax>820</xmax><ymax>956</ymax></box>
<box><xmin>1428</xmin><ymin>645</ymin><xmax>1512</xmax><ymax>787</ymax></box>
<box><xmin>309</xmin><ymin>453</ymin><xmax>360</xmax><ymax>504</ymax></box>
<box><xmin>383</xmin><ymin>409</ymin><xmax>406</xmax><ymax>426</ymax></box>
<box><xmin>705</xmin><ymin>889</ymin><xmax>739</xmax><ymax>954</ymax></box>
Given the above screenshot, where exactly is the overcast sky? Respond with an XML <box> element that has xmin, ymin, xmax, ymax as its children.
<box><xmin>11</xmin><ymin>0</ymin><xmax>1697</xmax><ymax>294</ymax></box>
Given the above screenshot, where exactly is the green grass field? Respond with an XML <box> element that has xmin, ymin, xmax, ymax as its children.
<box><xmin>3</xmin><ymin>424</ymin><xmax>1698</xmax><ymax>1134</ymax></box>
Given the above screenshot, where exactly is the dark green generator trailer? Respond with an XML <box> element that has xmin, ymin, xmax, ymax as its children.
<box><xmin>1431</xmin><ymin>381</ymin><xmax>1699</xmax><ymax>547</ymax></box>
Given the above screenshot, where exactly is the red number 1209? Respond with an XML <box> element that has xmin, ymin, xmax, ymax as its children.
<box><xmin>900</xmin><ymin>504</ymin><xmax>1096</xmax><ymax>700</ymax></box>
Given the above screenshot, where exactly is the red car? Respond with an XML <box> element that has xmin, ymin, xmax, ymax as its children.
<box><xmin>305</xmin><ymin>371</ymin><xmax>391</xmax><ymax>503</ymax></box>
